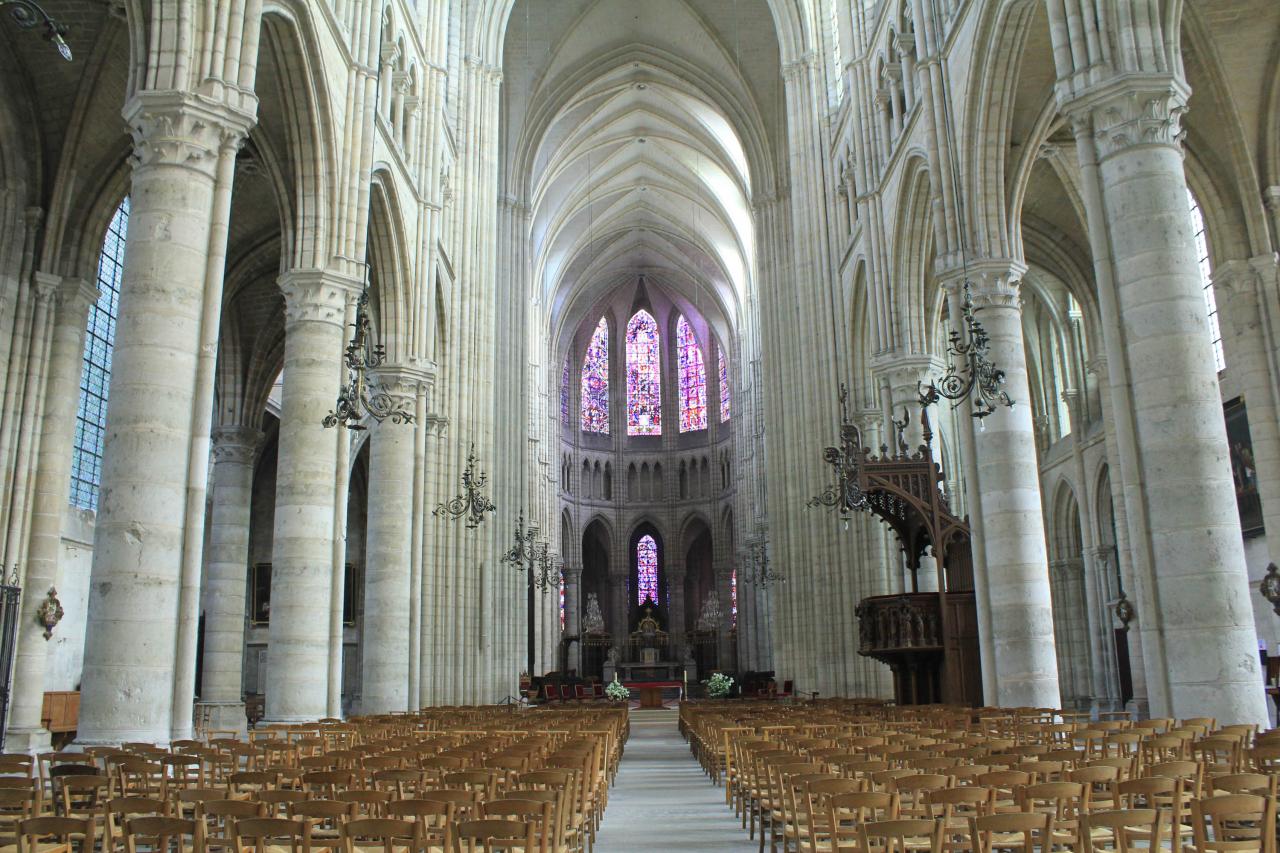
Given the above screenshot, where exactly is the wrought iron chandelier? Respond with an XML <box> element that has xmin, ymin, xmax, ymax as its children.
<box><xmin>2</xmin><ymin>0</ymin><xmax>71</xmax><ymax>60</ymax></box>
<box><xmin>809</xmin><ymin>384</ymin><xmax>870</xmax><ymax>520</ymax></box>
<box><xmin>918</xmin><ymin>281</ymin><xmax>1013</xmax><ymax>419</ymax></box>
<box><xmin>745</xmin><ymin>540</ymin><xmax>785</xmax><ymax>588</ymax></box>
<box><xmin>501</xmin><ymin>510</ymin><xmax>556</xmax><ymax>592</ymax></box>
<box><xmin>433</xmin><ymin>443</ymin><xmax>496</xmax><ymax>528</ymax></box>
<box><xmin>322</xmin><ymin>287</ymin><xmax>415</xmax><ymax>430</ymax></box>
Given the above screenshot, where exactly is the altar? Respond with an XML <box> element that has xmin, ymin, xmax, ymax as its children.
<box><xmin>617</xmin><ymin>662</ymin><xmax>684</xmax><ymax>682</ymax></box>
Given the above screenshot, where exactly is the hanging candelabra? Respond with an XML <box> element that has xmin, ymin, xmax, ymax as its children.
<box><xmin>745</xmin><ymin>540</ymin><xmax>785</xmax><ymax>588</ymax></box>
<box><xmin>433</xmin><ymin>443</ymin><xmax>496</xmax><ymax>528</ymax></box>
<box><xmin>2</xmin><ymin>0</ymin><xmax>72</xmax><ymax>60</ymax></box>
<box><xmin>917</xmin><ymin>281</ymin><xmax>1014</xmax><ymax>419</ymax></box>
<box><xmin>502</xmin><ymin>510</ymin><xmax>556</xmax><ymax>679</ymax></box>
<box><xmin>809</xmin><ymin>384</ymin><xmax>870</xmax><ymax>521</ymax></box>
<box><xmin>322</xmin><ymin>288</ymin><xmax>415</xmax><ymax>430</ymax></box>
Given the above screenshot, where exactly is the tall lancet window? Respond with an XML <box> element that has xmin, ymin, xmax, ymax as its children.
<box><xmin>636</xmin><ymin>534</ymin><xmax>659</xmax><ymax>605</ymax></box>
<box><xmin>1187</xmin><ymin>188</ymin><xmax>1224</xmax><ymax>371</ymax></box>
<box><xmin>718</xmin><ymin>344</ymin><xmax>731</xmax><ymax>422</ymax></box>
<box><xmin>580</xmin><ymin>317</ymin><xmax>609</xmax><ymax>433</ymax></box>
<box><xmin>560</xmin><ymin>357</ymin><xmax>570</xmax><ymax>428</ymax></box>
<box><xmin>626</xmin><ymin>310</ymin><xmax>661</xmax><ymax>435</ymax></box>
<box><xmin>676</xmin><ymin>315</ymin><xmax>707</xmax><ymax>432</ymax></box>
<box><xmin>70</xmin><ymin>196</ymin><xmax>130</xmax><ymax>511</ymax></box>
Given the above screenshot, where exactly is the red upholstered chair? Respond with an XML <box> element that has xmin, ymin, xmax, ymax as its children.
<box><xmin>558</xmin><ymin>685</ymin><xmax>574</xmax><ymax>702</ymax></box>
<box><xmin>541</xmin><ymin>685</ymin><xmax>559</xmax><ymax>704</ymax></box>
<box><xmin>591</xmin><ymin>684</ymin><xmax>604</xmax><ymax>701</ymax></box>
<box><xmin>574</xmin><ymin>685</ymin><xmax>589</xmax><ymax>701</ymax></box>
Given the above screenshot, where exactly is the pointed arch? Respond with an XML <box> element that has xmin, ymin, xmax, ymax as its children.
<box><xmin>580</xmin><ymin>316</ymin><xmax>609</xmax><ymax>433</ymax></box>
<box><xmin>625</xmin><ymin>309</ymin><xmax>661</xmax><ymax>435</ymax></box>
<box><xmin>676</xmin><ymin>314</ymin><xmax>707</xmax><ymax>432</ymax></box>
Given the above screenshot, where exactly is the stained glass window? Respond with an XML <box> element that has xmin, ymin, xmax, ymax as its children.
<box><xmin>626</xmin><ymin>310</ymin><xmax>661</xmax><ymax>435</ymax></box>
<box><xmin>70</xmin><ymin>196</ymin><xmax>130</xmax><ymax>511</ymax></box>
<box><xmin>580</xmin><ymin>317</ymin><xmax>609</xmax><ymax>433</ymax></box>
<box><xmin>1187</xmin><ymin>188</ymin><xmax>1224</xmax><ymax>371</ymax></box>
<box><xmin>718</xmin><ymin>344</ymin><xmax>730</xmax><ymax>422</ymax></box>
<box><xmin>559</xmin><ymin>568</ymin><xmax>566</xmax><ymax>631</ymax></box>
<box><xmin>560</xmin><ymin>357</ymin><xmax>570</xmax><ymax>428</ymax></box>
<box><xmin>676</xmin><ymin>315</ymin><xmax>707</xmax><ymax>432</ymax></box>
<box><xmin>636</xmin><ymin>534</ymin><xmax>658</xmax><ymax>606</ymax></box>
<box><xmin>731</xmin><ymin>568</ymin><xmax>738</xmax><ymax>626</ymax></box>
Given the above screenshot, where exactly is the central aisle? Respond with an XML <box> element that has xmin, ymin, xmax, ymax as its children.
<box><xmin>596</xmin><ymin>710</ymin><xmax>754</xmax><ymax>852</ymax></box>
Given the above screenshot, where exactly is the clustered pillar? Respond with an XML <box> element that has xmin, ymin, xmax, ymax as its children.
<box><xmin>264</xmin><ymin>269</ymin><xmax>357</xmax><ymax>722</ymax></box>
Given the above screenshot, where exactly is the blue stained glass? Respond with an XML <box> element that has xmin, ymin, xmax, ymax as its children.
<box><xmin>70</xmin><ymin>196</ymin><xmax>129</xmax><ymax>511</ymax></box>
<box><xmin>637</xmin><ymin>534</ymin><xmax>659</xmax><ymax>606</ymax></box>
<box><xmin>719</xmin><ymin>345</ymin><xmax>731</xmax><ymax>422</ymax></box>
<box><xmin>676</xmin><ymin>315</ymin><xmax>707</xmax><ymax>432</ymax></box>
<box><xmin>626</xmin><ymin>310</ymin><xmax>661</xmax><ymax>435</ymax></box>
<box><xmin>580</xmin><ymin>317</ymin><xmax>609</xmax><ymax>433</ymax></box>
<box><xmin>560</xmin><ymin>357</ymin><xmax>570</xmax><ymax>428</ymax></box>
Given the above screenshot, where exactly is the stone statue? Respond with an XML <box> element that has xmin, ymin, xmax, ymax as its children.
<box><xmin>583</xmin><ymin>592</ymin><xmax>606</xmax><ymax>634</ymax></box>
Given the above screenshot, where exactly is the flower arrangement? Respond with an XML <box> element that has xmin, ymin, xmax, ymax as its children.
<box><xmin>704</xmin><ymin>672</ymin><xmax>734</xmax><ymax>699</ymax></box>
<box><xmin>605</xmin><ymin>676</ymin><xmax>630</xmax><ymax>702</ymax></box>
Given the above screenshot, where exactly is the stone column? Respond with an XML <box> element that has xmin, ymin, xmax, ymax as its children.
<box><xmin>1060</xmin><ymin>80</ymin><xmax>1267</xmax><ymax>725</ymax></box>
<box><xmin>6</xmin><ymin>276</ymin><xmax>96</xmax><ymax>753</ymax></box>
<box><xmin>715</xmin><ymin>564</ymin><xmax>737</xmax><ymax>674</ymax></box>
<box><xmin>666</xmin><ymin>560</ymin><xmax>686</xmax><ymax>661</ymax></box>
<box><xmin>79</xmin><ymin>94</ymin><xmax>252</xmax><ymax>744</ymax></box>
<box><xmin>950</xmin><ymin>261</ymin><xmax>1061</xmax><ymax>708</ymax></box>
<box><xmin>197</xmin><ymin>425</ymin><xmax>262</xmax><ymax>734</ymax></box>
<box><xmin>265</xmin><ymin>269</ymin><xmax>358</xmax><ymax>722</ymax></box>
<box><xmin>563</xmin><ymin>565</ymin><xmax>582</xmax><ymax>674</ymax></box>
<box><xmin>359</xmin><ymin>368</ymin><xmax>424</xmax><ymax>714</ymax></box>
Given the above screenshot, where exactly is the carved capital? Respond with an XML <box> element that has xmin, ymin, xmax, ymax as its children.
<box><xmin>124</xmin><ymin>91</ymin><xmax>254</xmax><ymax>176</ymax></box>
<box><xmin>424</xmin><ymin>414</ymin><xmax>449</xmax><ymax>438</ymax></box>
<box><xmin>1065</xmin><ymin>76</ymin><xmax>1189</xmax><ymax>162</ymax></box>
<box><xmin>31</xmin><ymin>271</ymin><xmax>60</xmax><ymax>304</ymax></box>
<box><xmin>56</xmin><ymin>277</ymin><xmax>99</xmax><ymax>317</ymax></box>
<box><xmin>368</xmin><ymin>365</ymin><xmax>433</xmax><ymax>414</ymax></box>
<box><xmin>211</xmin><ymin>425</ymin><xmax>264</xmax><ymax>464</ymax></box>
<box><xmin>1263</xmin><ymin>186</ymin><xmax>1280</xmax><ymax>214</ymax></box>
<box><xmin>937</xmin><ymin>257</ymin><xmax>1026</xmax><ymax>310</ymax></box>
<box><xmin>278</xmin><ymin>269</ymin><xmax>362</xmax><ymax>329</ymax></box>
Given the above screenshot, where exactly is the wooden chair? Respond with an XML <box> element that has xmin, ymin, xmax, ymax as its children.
<box><xmin>287</xmin><ymin>801</ymin><xmax>356</xmax><ymax>852</ymax></box>
<box><xmin>339</xmin><ymin>818</ymin><xmax>420</xmax><ymax>853</ymax></box>
<box><xmin>384</xmin><ymin>800</ymin><xmax>450</xmax><ymax>853</ymax></box>
<box><xmin>1188</xmin><ymin>794</ymin><xmax>1277</xmax><ymax>853</ymax></box>
<box><xmin>0</xmin><ymin>788</ymin><xmax>37</xmax><ymax>846</ymax></box>
<box><xmin>15</xmin><ymin>816</ymin><xmax>95</xmax><ymax>853</ymax></box>
<box><xmin>231</xmin><ymin>817</ymin><xmax>312</xmax><ymax>853</ymax></box>
<box><xmin>966</xmin><ymin>812</ymin><xmax>1049</xmax><ymax>853</ymax></box>
<box><xmin>121</xmin><ymin>816</ymin><xmax>201</xmax><ymax>853</ymax></box>
<box><xmin>201</xmin><ymin>799</ymin><xmax>266</xmax><ymax>852</ymax></box>
<box><xmin>1077</xmin><ymin>808</ymin><xmax>1163</xmax><ymax>853</ymax></box>
<box><xmin>449</xmin><ymin>819</ymin><xmax>536</xmax><ymax>853</ymax></box>
<box><xmin>857</xmin><ymin>818</ymin><xmax>943</xmax><ymax>853</ymax></box>
<box><xmin>334</xmin><ymin>793</ymin><xmax>392</xmax><ymax>820</ymax></box>
<box><xmin>479</xmin><ymin>801</ymin><xmax>551</xmax><ymax>853</ymax></box>
<box><xmin>105</xmin><ymin>798</ymin><xmax>168</xmax><ymax>853</ymax></box>
<box><xmin>55</xmin><ymin>776</ymin><xmax>109</xmax><ymax>845</ymax></box>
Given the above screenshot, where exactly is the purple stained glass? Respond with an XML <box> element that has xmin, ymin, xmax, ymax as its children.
<box><xmin>580</xmin><ymin>317</ymin><xmax>609</xmax><ymax>433</ymax></box>
<box><xmin>560</xmin><ymin>357</ymin><xmax>570</xmax><ymax>428</ymax></box>
<box><xmin>719</xmin><ymin>344</ymin><xmax>731</xmax><ymax>423</ymax></box>
<box><xmin>559</xmin><ymin>569</ymin><xmax>566</xmax><ymax>631</ymax></box>
<box><xmin>677</xmin><ymin>315</ymin><xmax>707</xmax><ymax>432</ymax></box>
<box><xmin>626</xmin><ymin>310</ymin><xmax>661</xmax><ymax>435</ymax></box>
<box><xmin>636</xmin><ymin>534</ymin><xmax>659</xmax><ymax>606</ymax></box>
<box><xmin>731</xmin><ymin>568</ymin><xmax>738</xmax><ymax>626</ymax></box>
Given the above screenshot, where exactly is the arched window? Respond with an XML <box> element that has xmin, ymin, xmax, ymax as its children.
<box><xmin>70</xmin><ymin>197</ymin><xmax>130</xmax><ymax>510</ymax></box>
<box><xmin>626</xmin><ymin>310</ymin><xmax>661</xmax><ymax>435</ymax></box>
<box><xmin>560</xmin><ymin>357</ymin><xmax>570</xmax><ymax>428</ymax></box>
<box><xmin>730</xmin><ymin>568</ymin><xmax>738</xmax><ymax>627</ymax></box>
<box><xmin>580</xmin><ymin>317</ymin><xmax>609</xmax><ymax>433</ymax></box>
<box><xmin>1187</xmin><ymin>188</ymin><xmax>1224</xmax><ymax>371</ymax></box>
<box><xmin>559</xmin><ymin>568</ymin><xmax>566</xmax><ymax>631</ymax></box>
<box><xmin>676</xmin><ymin>315</ymin><xmax>707</xmax><ymax>432</ymax></box>
<box><xmin>828</xmin><ymin>0</ymin><xmax>844</xmax><ymax>107</ymax></box>
<box><xmin>636</xmin><ymin>534</ymin><xmax>659</xmax><ymax>605</ymax></box>
<box><xmin>718</xmin><ymin>344</ymin><xmax>731</xmax><ymax>422</ymax></box>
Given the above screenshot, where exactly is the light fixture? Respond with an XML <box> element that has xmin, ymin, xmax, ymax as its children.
<box><xmin>745</xmin><ymin>540</ymin><xmax>784</xmax><ymax>588</ymax></box>
<box><xmin>502</xmin><ymin>510</ymin><xmax>557</xmax><ymax>679</ymax></box>
<box><xmin>2</xmin><ymin>0</ymin><xmax>71</xmax><ymax>60</ymax></box>
<box><xmin>1261</xmin><ymin>563</ymin><xmax>1280</xmax><ymax>617</ymax></box>
<box><xmin>433</xmin><ymin>443</ymin><xmax>496</xmax><ymax>528</ymax></box>
<box><xmin>809</xmin><ymin>383</ymin><xmax>869</xmax><ymax>521</ymax></box>
<box><xmin>918</xmin><ymin>281</ymin><xmax>1014</xmax><ymax>418</ymax></box>
<box><xmin>322</xmin><ymin>288</ymin><xmax>415</xmax><ymax>430</ymax></box>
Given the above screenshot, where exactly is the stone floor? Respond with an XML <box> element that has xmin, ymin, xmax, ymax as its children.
<box><xmin>595</xmin><ymin>709</ymin><xmax>755</xmax><ymax>851</ymax></box>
